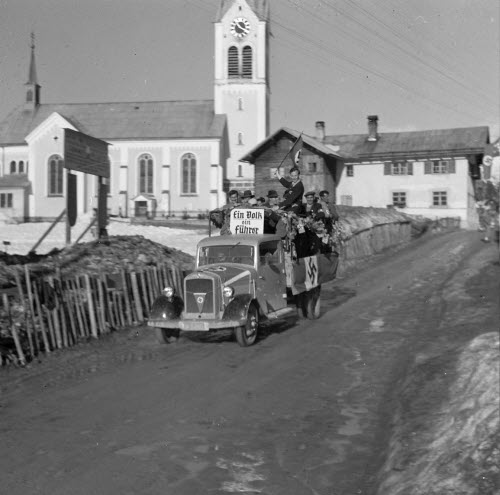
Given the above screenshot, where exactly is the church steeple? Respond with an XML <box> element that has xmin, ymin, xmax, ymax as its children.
<box><xmin>24</xmin><ymin>32</ymin><xmax>41</xmax><ymax>111</ymax></box>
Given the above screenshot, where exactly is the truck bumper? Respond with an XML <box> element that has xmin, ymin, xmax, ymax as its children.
<box><xmin>147</xmin><ymin>318</ymin><xmax>244</xmax><ymax>331</ymax></box>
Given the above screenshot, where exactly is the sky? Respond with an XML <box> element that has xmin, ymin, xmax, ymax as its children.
<box><xmin>0</xmin><ymin>0</ymin><xmax>498</xmax><ymax>139</ymax></box>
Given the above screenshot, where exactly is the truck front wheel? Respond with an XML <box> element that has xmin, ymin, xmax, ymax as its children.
<box><xmin>235</xmin><ymin>304</ymin><xmax>259</xmax><ymax>347</ymax></box>
<box><xmin>155</xmin><ymin>328</ymin><xmax>180</xmax><ymax>344</ymax></box>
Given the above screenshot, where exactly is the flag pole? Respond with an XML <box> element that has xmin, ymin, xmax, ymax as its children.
<box><xmin>276</xmin><ymin>132</ymin><xmax>303</xmax><ymax>176</ymax></box>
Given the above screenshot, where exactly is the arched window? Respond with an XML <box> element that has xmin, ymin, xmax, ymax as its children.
<box><xmin>48</xmin><ymin>154</ymin><xmax>64</xmax><ymax>196</ymax></box>
<box><xmin>138</xmin><ymin>153</ymin><xmax>153</xmax><ymax>194</ymax></box>
<box><xmin>238</xmin><ymin>97</ymin><xmax>243</xmax><ymax>110</ymax></box>
<box><xmin>238</xmin><ymin>132</ymin><xmax>244</xmax><ymax>145</ymax></box>
<box><xmin>10</xmin><ymin>161</ymin><xmax>16</xmax><ymax>174</ymax></box>
<box><xmin>242</xmin><ymin>46</ymin><xmax>252</xmax><ymax>78</ymax></box>
<box><xmin>238</xmin><ymin>164</ymin><xmax>243</xmax><ymax>177</ymax></box>
<box><xmin>228</xmin><ymin>46</ymin><xmax>239</xmax><ymax>78</ymax></box>
<box><xmin>19</xmin><ymin>161</ymin><xmax>24</xmax><ymax>173</ymax></box>
<box><xmin>181</xmin><ymin>153</ymin><xmax>197</xmax><ymax>194</ymax></box>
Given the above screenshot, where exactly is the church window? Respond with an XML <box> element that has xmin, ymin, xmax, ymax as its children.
<box><xmin>242</xmin><ymin>46</ymin><xmax>252</xmax><ymax>78</ymax></box>
<box><xmin>48</xmin><ymin>154</ymin><xmax>64</xmax><ymax>196</ymax></box>
<box><xmin>0</xmin><ymin>193</ymin><xmax>13</xmax><ymax>208</ymax></box>
<box><xmin>238</xmin><ymin>132</ymin><xmax>244</xmax><ymax>145</ymax></box>
<box><xmin>181</xmin><ymin>153</ymin><xmax>197</xmax><ymax>194</ymax></box>
<box><xmin>138</xmin><ymin>153</ymin><xmax>154</xmax><ymax>194</ymax></box>
<box><xmin>228</xmin><ymin>46</ymin><xmax>239</xmax><ymax>78</ymax></box>
<box><xmin>19</xmin><ymin>161</ymin><xmax>25</xmax><ymax>173</ymax></box>
<box><xmin>10</xmin><ymin>161</ymin><xmax>16</xmax><ymax>174</ymax></box>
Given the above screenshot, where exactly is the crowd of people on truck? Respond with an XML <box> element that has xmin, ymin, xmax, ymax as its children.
<box><xmin>212</xmin><ymin>165</ymin><xmax>343</xmax><ymax>255</ymax></box>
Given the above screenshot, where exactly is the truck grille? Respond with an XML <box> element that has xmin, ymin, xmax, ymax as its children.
<box><xmin>185</xmin><ymin>278</ymin><xmax>215</xmax><ymax>314</ymax></box>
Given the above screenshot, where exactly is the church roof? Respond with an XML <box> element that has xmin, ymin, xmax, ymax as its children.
<box><xmin>216</xmin><ymin>0</ymin><xmax>270</xmax><ymax>21</ymax></box>
<box><xmin>0</xmin><ymin>100</ymin><xmax>227</xmax><ymax>145</ymax></box>
<box><xmin>325</xmin><ymin>126</ymin><xmax>489</xmax><ymax>160</ymax></box>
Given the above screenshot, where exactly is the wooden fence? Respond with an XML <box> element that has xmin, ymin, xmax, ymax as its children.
<box><xmin>0</xmin><ymin>261</ymin><xmax>183</xmax><ymax>367</ymax></box>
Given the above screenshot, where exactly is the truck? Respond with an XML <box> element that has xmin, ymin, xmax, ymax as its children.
<box><xmin>147</xmin><ymin>209</ymin><xmax>339</xmax><ymax>347</ymax></box>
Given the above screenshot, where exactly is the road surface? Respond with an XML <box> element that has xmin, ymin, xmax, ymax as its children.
<box><xmin>1</xmin><ymin>230</ymin><xmax>498</xmax><ymax>494</ymax></box>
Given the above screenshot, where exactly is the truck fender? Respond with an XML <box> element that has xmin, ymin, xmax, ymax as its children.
<box><xmin>148</xmin><ymin>295</ymin><xmax>184</xmax><ymax>321</ymax></box>
<box><xmin>223</xmin><ymin>294</ymin><xmax>255</xmax><ymax>324</ymax></box>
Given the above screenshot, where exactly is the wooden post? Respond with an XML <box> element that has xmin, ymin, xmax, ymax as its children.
<box><xmin>130</xmin><ymin>271</ymin><xmax>143</xmax><ymax>322</ymax></box>
<box><xmin>120</xmin><ymin>269</ymin><xmax>133</xmax><ymax>325</ymax></box>
<box><xmin>69</xmin><ymin>278</ymin><xmax>86</xmax><ymax>339</ymax></box>
<box><xmin>32</xmin><ymin>279</ymin><xmax>51</xmax><ymax>353</ymax></box>
<box><xmin>138</xmin><ymin>270</ymin><xmax>149</xmax><ymax>314</ymax></box>
<box><xmin>62</xmin><ymin>279</ymin><xmax>77</xmax><ymax>345</ymax></box>
<box><xmin>83</xmin><ymin>274</ymin><xmax>98</xmax><ymax>338</ymax></box>
<box><xmin>2</xmin><ymin>293</ymin><xmax>26</xmax><ymax>366</ymax></box>
<box><xmin>16</xmin><ymin>269</ymin><xmax>36</xmax><ymax>356</ymax></box>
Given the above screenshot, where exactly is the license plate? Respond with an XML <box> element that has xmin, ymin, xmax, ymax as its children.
<box><xmin>179</xmin><ymin>320</ymin><xmax>210</xmax><ymax>331</ymax></box>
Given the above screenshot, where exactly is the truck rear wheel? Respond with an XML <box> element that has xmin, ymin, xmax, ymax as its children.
<box><xmin>155</xmin><ymin>328</ymin><xmax>180</xmax><ymax>344</ymax></box>
<box><xmin>305</xmin><ymin>286</ymin><xmax>321</xmax><ymax>320</ymax></box>
<box><xmin>235</xmin><ymin>304</ymin><xmax>259</xmax><ymax>347</ymax></box>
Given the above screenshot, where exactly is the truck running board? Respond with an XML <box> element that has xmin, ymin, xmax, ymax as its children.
<box><xmin>266</xmin><ymin>307</ymin><xmax>297</xmax><ymax>320</ymax></box>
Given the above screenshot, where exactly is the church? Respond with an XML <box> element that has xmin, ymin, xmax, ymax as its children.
<box><xmin>0</xmin><ymin>0</ymin><xmax>269</xmax><ymax>222</ymax></box>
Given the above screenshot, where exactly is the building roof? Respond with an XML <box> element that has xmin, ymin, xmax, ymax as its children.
<box><xmin>241</xmin><ymin>125</ymin><xmax>490</xmax><ymax>164</ymax></box>
<box><xmin>240</xmin><ymin>127</ymin><xmax>341</xmax><ymax>163</ymax></box>
<box><xmin>325</xmin><ymin>126</ymin><xmax>489</xmax><ymax>160</ymax></box>
<box><xmin>216</xmin><ymin>0</ymin><xmax>270</xmax><ymax>21</ymax></box>
<box><xmin>0</xmin><ymin>174</ymin><xmax>31</xmax><ymax>188</ymax></box>
<box><xmin>0</xmin><ymin>100</ymin><xmax>227</xmax><ymax>145</ymax></box>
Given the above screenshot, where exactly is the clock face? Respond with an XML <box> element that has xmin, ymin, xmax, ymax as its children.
<box><xmin>230</xmin><ymin>17</ymin><xmax>250</xmax><ymax>38</ymax></box>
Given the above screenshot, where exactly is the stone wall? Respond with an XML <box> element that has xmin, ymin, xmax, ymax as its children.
<box><xmin>335</xmin><ymin>206</ymin><xmax>415</xmax><ymax>274</ymax></box>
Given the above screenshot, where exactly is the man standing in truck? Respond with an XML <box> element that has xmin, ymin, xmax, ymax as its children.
<box><xmin>275</xmin><ymin>167</ymin><xmax>304</xmax><ymax>213</ymax></box>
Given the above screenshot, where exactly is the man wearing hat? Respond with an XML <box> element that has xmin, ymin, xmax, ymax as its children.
<box><xmin>301</xmin><ymin>191</ymin><xmax>325</xmax><ymax>220</ymax></box>
<box><xmin>264</xmin><ymin>189</ymin><xmax>280</xmax><ymax>210</ymax></box>
<box><xmin>241</xmin><ymin>190</ymin><xmax>254</xmax><ymax>206</ymax></box>
<box><xmin>318</xmin><ymin>190</ymin><xmax>339</xmax><ymax>232</ymax></box>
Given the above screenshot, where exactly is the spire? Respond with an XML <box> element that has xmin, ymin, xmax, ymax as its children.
<box><xmin>27</xmin><ymin>32</ymin><xmax>38</xmax><ymax>84</ymax></box>
<box><xmin>24</xmin><ymin>32</ymin><xmax>41</xmax><ymax>110</ymax></box>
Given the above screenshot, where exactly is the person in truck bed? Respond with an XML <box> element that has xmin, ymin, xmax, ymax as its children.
<box><xmin>274</xmin><ymin>166</ymin><xmax>304</xmax><ymax>213</ymax></box>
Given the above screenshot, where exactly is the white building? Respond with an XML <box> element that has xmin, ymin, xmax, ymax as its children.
<box><xmin>0</xmin><ymin>0</ymin><xmax>270</xmax><ymax>222</ymax></box>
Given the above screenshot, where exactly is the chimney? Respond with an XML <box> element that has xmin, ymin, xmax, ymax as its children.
<box><xmin>367</xmin><ymin>115</ymin><xmax>378</xmax><ymax>141</ymax></box>
<box><xmin>315</xmin><ymin>121</ymin><xmax>325</xmax><ymax>141</ymax></box>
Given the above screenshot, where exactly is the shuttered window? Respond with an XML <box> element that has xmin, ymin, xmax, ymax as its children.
<box><xmin>242</xmin><ymin>45</ymin><xmax>252</xmax><ymax>78</ymax></box>
<box><xmin>228</xmin><ymin>46</ymin><xmax>239</xmax><ymax>78</ymax></box>
<box><xmin>385</xmin><ymin>161</ymin><xmax>412</xmax><ymax>175</ymax></box>
<box><xmin>0</xmin><ymin>193</ymin><xmax>13</xmax><ymax>208</ymax></box>
<box><xmin>425</xmin><ymin>159</ymin><xmax>456</xmax><ymax>174</ymax></box>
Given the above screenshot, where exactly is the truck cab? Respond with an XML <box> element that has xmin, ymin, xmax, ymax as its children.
<box><xmin>148</xmin><ymin>234</ymin><xmax>297</xmax><ymax>346</ymax></box>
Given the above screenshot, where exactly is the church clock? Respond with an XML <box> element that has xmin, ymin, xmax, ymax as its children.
<box><xmin>230</xmin><ymin>17</ymin><xmax>250</xmax><ymax>38</ymax></box>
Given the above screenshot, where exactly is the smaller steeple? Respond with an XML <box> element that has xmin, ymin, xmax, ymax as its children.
<box><xmin>24</xmin><ymin>32</ymin><xmax>41</xmax><ymax>111</ymax></box>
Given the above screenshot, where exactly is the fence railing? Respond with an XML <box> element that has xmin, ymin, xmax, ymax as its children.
<box><xmin>0</xmin><ymin>261</ymin><xmax>183</xmax><ymax>367</ymax></box>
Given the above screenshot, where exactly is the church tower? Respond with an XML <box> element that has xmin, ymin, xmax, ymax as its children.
<box><xmin>214</xmin><ymin>0</ymin><xmax>270</xmax><ymax>192</ymax></box>
<box><xmin>24</xmin><ymin>32</ymin><xmax>41</xmax><ymax>112</ymax></box>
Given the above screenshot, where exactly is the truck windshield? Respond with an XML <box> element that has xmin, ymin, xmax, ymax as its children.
<box><xmin>198</xmin><ymin>245</ymin><xmax>255</xmax><ymax>266</ymax></box>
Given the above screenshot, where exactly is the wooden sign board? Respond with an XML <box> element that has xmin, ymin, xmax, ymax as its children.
<box><xmin>229</xmin><ymin>208</ymin><xmax>265</xmax><ymax>235</ymax></box>
<box><xmin>64</xmin><ymin>128</ymin><xmax>110</xmax><ymax>177</ymax></box>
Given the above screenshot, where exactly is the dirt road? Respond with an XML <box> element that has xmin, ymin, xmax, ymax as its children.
<box><xmin>1</xmin><ymin>231</ymin><xmax>498</xmax><ymax>495</ymax></box>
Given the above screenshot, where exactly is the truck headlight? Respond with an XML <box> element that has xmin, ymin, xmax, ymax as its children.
<box><xmin>162</xmin><ymin>286</ymin><xmax>175</xmax><ymax>298</ymax></box>
<box><xmin>223</xmin><ymin>286</ymin><xmax>235</xmax><ymax>298</ymax></box>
